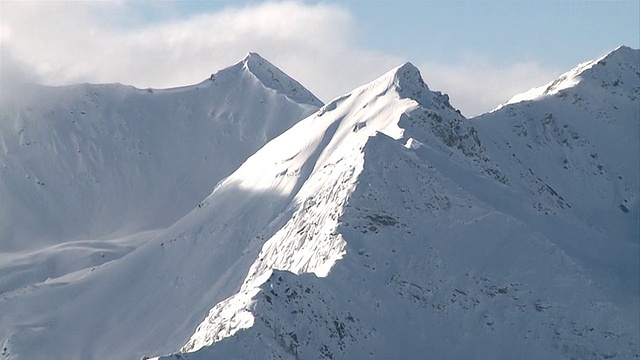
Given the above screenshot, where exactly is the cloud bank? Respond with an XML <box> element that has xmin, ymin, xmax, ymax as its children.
<box><xmin>1</xmin><ymin>1</ymin><xmax>558</xmax><ymax>116</ymax></box>
<box><xmin>419</xmin><ymin>56</ymin><xmax>560</xmax><ymax>116</ymax></box>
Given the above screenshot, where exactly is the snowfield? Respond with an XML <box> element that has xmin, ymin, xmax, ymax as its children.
<box><xmin>0</xmin><ymin>47</ymin><xmax>638</xmax><ymax>360</ymax></box>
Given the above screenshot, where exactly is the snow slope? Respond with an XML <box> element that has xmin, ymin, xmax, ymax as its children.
<box><xmin>0</xmin><ymin>54</ymin><xmax>321</xmax><ymax>358</ymax></box>
<box><xmin>0</xmin><ymin>47</ymin><xmax>638</xmax><ymax>360</ymax></box>
<box><xmin>155</xmin><ymin>47</ymin><xmax>639</xmax><ymax>360</ymax></box>
<box><xmin>473</xmin><ymin>45</ymin><xmax>640</xmax><ymax>317</ymax></box>
<box><xmin>0</xmin><ymin>52</ymin><xmax>321</xmax><ymax>251</ymax></box>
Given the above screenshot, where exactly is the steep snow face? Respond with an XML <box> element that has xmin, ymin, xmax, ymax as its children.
<box><xmin>180</xmin><ymin>62</ymin><xmax>470</xmax><ymax>353</ymax></box>
<box><xmin>172</xmin><ymin>134</ymin><xmax>635</xmax><ymax>360</ymax></box>
<box><xmin>487</xmin><ymin>46</ymin><xmax>639</xmax><ymax>244</ymax></box>
<box><xmin>0</xmin><ymin>61</ymin><xmax>472</xmax><ymax>360</ymax></box>
<box><xmin>242</xmin><ymin>52</ymin><xmax>323</xmax><ymax>107</ymax></box>
<box><xmin>0</xmin><ymin>62</ymin><xmax>439</xmax><ymax>360</ymax></box>
<box><xmin>0</xmin><ymin>54</ymin><xmax>321</xmax><ymax>251</ymax></box>
<box><xmin>165</xmin><ymin>48</ymin><xmax>638</xmax><ymax>360</ymax></box>
<box><xmin>473</xmin><ymin>46</ymin><xmax>640</xmax><ymax>314</ymax></box>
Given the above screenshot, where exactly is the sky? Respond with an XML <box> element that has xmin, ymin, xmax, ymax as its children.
<box><xmin>1</xmin><ymin>0</ymin><xmax>638</xmax><ymax>116</ymax></box>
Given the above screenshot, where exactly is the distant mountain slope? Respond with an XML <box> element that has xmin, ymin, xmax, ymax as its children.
<box><xmin>473</xmin><ymin>46</ymin><xmax>639</xmax><ymax>315</ymax></box>
<box><xmin>485</xmin><ymin>46</ymin><xmax>639</xmax><ymax>228</ymax></box>
<box><xmin>0</xmin><ymin>53</ymin><xmax>321</xmax><ymax>251</ymax></box>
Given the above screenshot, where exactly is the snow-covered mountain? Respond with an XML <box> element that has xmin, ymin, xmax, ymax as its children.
<box><xmin>0</xmin><ymin>52</ymin><xmax>321</xmax><ymax>252</ymax></box>
<box><xmin>0</xmin><ymin>47</ymin><xmax>638</xmax><ymax>360</ymax></box>
<box><xmin>475</xmin><ymin>45</ymin><xmax>639</xmax><ymax>312</ymax></box>
<box><xmin>0</xmin><ymin>54</ymin><xmax>321</xmax><ymax>358</ymax></box>
<box><xmin>150</xmin><ymin>46</ymin><xmax>638</xmax><ymax>360</ymax></box>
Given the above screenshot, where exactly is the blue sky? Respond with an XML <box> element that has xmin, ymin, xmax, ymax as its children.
<box><xmin>1</xmin><ymin>1</ymin><xmax>638</xmax><ymax>115</ymax></box>
<box><xmin>349</xmin><ymin>1</ymin><xmax>638</xmax><ymax>64</ymax></box>
<box><xmin>126</xmin><ymin>1</ymin><xmax>639</xmax><ymax>68</ymax></box>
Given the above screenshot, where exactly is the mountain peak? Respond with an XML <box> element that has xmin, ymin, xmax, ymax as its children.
<box><xmin>596</xmin><ymin>45</ymin><xmax>639</xmax><ymax>69</ymax></box>
<box><xmin>383</xmin><ymin>61</ymin><xmax>429</xmax><ymax>93</ymax></box>
<box><xmin>603</xmin><ymin>45</ymin><xmax>637</xmax><ymax>59</ymax></box>
<box><xmin>391</xmin><ymin>62</ymin><xmax>430</xmax><ymax>95</ymax></box>
<box><xmin>500</xmin><ymin>45</ymin><xmax>639</xmax><ymax>108</ymax></box>
<box><xmin>378</xmin><ymin>61</ymin><xmax>460</xmax><ymax>112</ymax></box>
<box><xmin>393</xmin><ymin>62</ymin><xmax>423</xmax><ymax>80</ymax></box>
<box><xmin>242</xmin><ymin>52</ymin><xmax>267</xmax><ymax>66</ymax></box>
<box><xmin>237</xmin><ymin>52</ymin><xmax>323</xmax><ymax>107</ymax></box>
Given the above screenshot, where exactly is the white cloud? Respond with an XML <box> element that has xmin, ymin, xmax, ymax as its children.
<box><xmin>418</xmin><ymin>56</ymin><xmax>560</xmax><ymax>117</ymax></box>
<box><xmin>0</xmin><ymin>1</ymin><xmax>400</xmax><ymax>103</ymax></box>
<box><xmin>1</xmin><ymin>1</ymin><xmax>560</xmax><ymax>115</ymax></box>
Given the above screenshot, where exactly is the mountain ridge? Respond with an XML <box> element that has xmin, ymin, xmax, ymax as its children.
<box><xmin>0</xmin><ymin>48</ymin><xmax>638</xmax><ymax>360</ymax></box>
<box><xmin>0</xmin><ymin>53</ymin><xmax>323</xmax><ymax>358</ymax></box>
<box><xmin>167</xmin><ymin>46</ymin><xmax>639</xmax><ymax>359</ymax></box>
<box><xmin>500</xmin><ymin>45</ymin><xmax>639</xmax><ymax>109</ymax></box>
<box><xmin>240</xmin><ymin>52</ymin><xmax>323</xmax><ymax>107</ymax></box>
